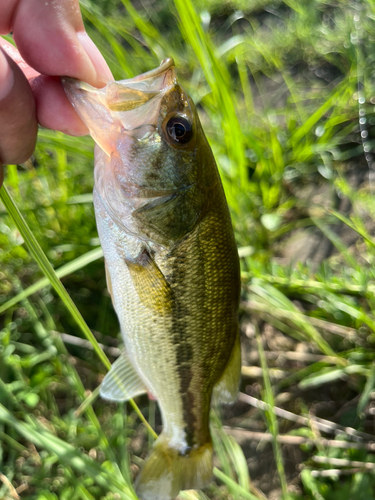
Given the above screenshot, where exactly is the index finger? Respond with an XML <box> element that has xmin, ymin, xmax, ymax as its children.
<box><xmin>3</xmin><ymin>0</ymin><xmax>112</xmax><ymax>87</ymax></box>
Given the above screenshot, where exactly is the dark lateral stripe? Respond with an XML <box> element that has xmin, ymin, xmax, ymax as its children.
<box><xmin>176</xmin><ymin>343</ymin><xmax>194</xmax><ymax>366</ymax></box>
<box><xmin>170</xmin><ymin>256</ymin><xmax>197</xmax><ymax>448</ymax></box>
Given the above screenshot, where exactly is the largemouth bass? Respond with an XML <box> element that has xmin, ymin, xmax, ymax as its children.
<box><xmin>62</xmin><ymin>58</ymin><xmax>240</xmax><ymax>500</ymax></box>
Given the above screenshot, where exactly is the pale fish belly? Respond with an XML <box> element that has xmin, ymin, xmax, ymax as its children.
<box><xmin>93</xmin><ymin>188</ymin><xmax>192</xmax><ymax>451</ymax></box>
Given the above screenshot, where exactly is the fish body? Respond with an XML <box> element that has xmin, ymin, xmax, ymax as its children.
<box><xmin>63</xmin><ymin>59</ymin><xmax>241</xmax><ymax>500</ymax></box>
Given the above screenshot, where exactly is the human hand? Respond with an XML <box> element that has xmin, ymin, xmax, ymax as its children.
<box><xmin>0</xmin><ymin>0</ymin><xmax>113</xmax><ymax>186</ymax></box>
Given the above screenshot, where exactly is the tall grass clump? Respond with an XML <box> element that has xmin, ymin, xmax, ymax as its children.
<box><xmin>2</xmin><ymin>0</ymin><xmax>375</xmax><ymax>499</ymax></box>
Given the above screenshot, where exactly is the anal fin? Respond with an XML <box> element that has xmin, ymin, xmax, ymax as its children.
<box><xmin>213</xmin><ymin>332</ymin><xmax>241</xmax><ymax>404</ymax></box>
<box><xmin>100</xmin><ymin>351</ymin><xmax>147</xmax><ymax>402</ymax></box>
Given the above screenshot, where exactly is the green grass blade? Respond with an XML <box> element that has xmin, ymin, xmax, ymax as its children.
<box><xmin>358</xmin><ymin>363</ymin><xmax>375</xmax><ymax>415</ymax></box>
<box><xmin>290</xmin><ymin>78</ymin><xmax>349</xmax><ymax>145</ymax></box>
<box><xmin>173</xmin><ymin>0</ymin><xmax>246</xmax><ymax>188</ymax></box>
<box><xmin>0</xmin><ymin>404</ymin><xmax>136</xmax><ymax>499</ymax></box>
<box><xmin>213</xmin><ymin>468</ymin><xmax>261</xmax><ymax>500</ymax></box>
<box><xmin>250</xmin><ymin>282</ymin><xmax>342</xmax><ymax>359</ymax></box>
<box><xmin>244</xmin><ymin>274</ymin><xmax>375</xmax><ymax>297</ymax></box>
<box><xmin>0</xmin><ymin>185</ymin><xmax>110</xmax><ymax>371</ymax></box>
<box><xmin>0</xmin><ymin>185</ymin><xmax>157</xmax><ymax>439</ymax></box>
<box><xmin>329</xmin><ymin>209</ymin><xmax>375</xmax><ymax>248</ymax></box>
<box><xmin>311</xmin><ymin>216</ymin><xmax>361</xmax><ymax>270</ymax></box>
<box><xmin>299</xmin><ymin>364</ymin><xmax>369</xmax><ymax>389</ymax></box>
<box><xmin>0</xmin><ymin>247</ymin><xmax>104</xmax><ymax>314</ymax></box>
<box><xmin>256</xmin><ymin>323</ymin><xmax>289</xmax><ymax>499</ymax></box>
<box><xmin>211</xmin><ymin>410</ymin><xmax>257</xmax><ymax>499</ymax></box>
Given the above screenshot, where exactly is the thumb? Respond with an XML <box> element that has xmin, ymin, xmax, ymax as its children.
<box><xmin>0</xmin><ymin>48</ymin><xmax>37</xmax><ymax>167</ymax></box>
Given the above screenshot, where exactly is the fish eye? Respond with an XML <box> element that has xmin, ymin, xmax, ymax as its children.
<box><xmin>166</xmin><ymin>116</ymin><xmax>193</xmax><ymax>145</ymax></box>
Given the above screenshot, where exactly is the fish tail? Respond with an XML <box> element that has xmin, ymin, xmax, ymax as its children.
<box><xmin>135</xmin><ymin>434</ymin><xmax>213</xmax><ymax>500</ymax></box>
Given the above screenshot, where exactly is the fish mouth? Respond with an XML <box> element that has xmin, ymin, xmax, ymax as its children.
<box><xmin>62</xmin><ymin>58</ymin><xmax>177</xmax><ymax>142</ymax></box>
<box><xmin>121</xmin><ymin>57</ymin><xmax>175</xmax><ymax>87</ymax></box>
<box><xmin>63</xmin><ymin>58</ymin><xmax>176</xmax><ymax>113</ymax></box>
<box><xmin>104</xmin><ymin>58</ymin><xmax>176</xmax><ymax>112</ymax></box>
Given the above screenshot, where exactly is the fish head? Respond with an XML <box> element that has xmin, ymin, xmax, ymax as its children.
<box><xmin>62</xmin><ymin>59</ymin><xmax>215</xmax><ymax>245</ymax></box>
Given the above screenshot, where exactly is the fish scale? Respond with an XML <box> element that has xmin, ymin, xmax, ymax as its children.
<box><xmin>62</xmin><ymin>58</ymin><xmax>240</xmax><ymax>500</ymax></box>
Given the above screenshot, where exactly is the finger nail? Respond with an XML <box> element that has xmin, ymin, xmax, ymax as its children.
<box><xmin>77</xmin><ymin>32</ymin><xmax>113</xmax><ymax>86</ymax></box>
<box><xmin>0</xmin><ymin>49</ymin><xmax>14</xmax><ymax>100</ymax></box>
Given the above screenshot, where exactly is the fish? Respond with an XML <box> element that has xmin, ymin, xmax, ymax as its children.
<box><xmin>62</xmin><ymin>58</ymin><xmax>241</xmax><ymax>500</ymax></box>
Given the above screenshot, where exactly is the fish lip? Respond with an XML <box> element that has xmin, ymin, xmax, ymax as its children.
<box><xmin>111</xmin><ymin>57</ymin><xmax>176</xmax><ymax>94</ymax></box>
<box><xmin>61</xmin><ymin>57</ymin><xmax>176</xmax><ymax>94</ymax></box>
<box><xmin>61</xmin><ymin>58</ymin><xmax>178</xmax><ymax>150</ymax></box>
<box><xmin>125</xmin><ymin>57</ymin><xmax>175</xmax><ymax>85</ymax></box>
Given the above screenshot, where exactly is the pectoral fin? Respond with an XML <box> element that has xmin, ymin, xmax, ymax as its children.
<box><xmin>213</xmin><ymin>332</ymin><xmax>241</xmax><ymax>404</ymax></box>
<box><xmin>100</xmin><ymin>352</ymin><xmax>147</xmax><ymax>401</ymax></box>
<box><xmin>125</xmin><ymin>248</ymin><xmax>172</xmax><ymax>315</ymax></box>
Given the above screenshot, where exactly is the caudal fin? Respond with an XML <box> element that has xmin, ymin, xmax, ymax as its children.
<box><xmin>135</xmin><ymin>434</ymin><xmax>213</xmax><ymax>500</ymax></box>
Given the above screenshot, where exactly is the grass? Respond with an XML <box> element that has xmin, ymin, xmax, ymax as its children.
<box><xmin>1</xmin><ymin>0</ymin><xmax>375</xmax><ymax>498</ymax></box>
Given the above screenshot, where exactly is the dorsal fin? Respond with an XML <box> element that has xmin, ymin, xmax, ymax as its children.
<box><xmin>212</xmin><ymin>331</ymin><xmax>241</xmax><ymax>404</ymax></box>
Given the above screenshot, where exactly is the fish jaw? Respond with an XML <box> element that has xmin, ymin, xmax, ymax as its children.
<box><xmin>61</xmin><ymin>58</ymin><xmax>176</xmax><ymax>155</ymax></box>
<box><xmin>63</xmin><ymin>59</ymin><xmax>207</xmax><ymax>247</ymax></box>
